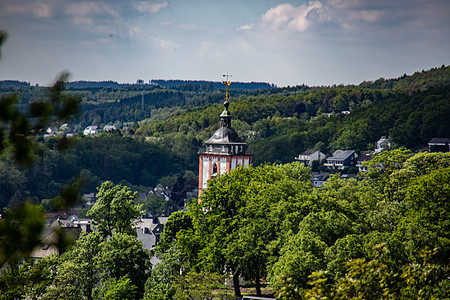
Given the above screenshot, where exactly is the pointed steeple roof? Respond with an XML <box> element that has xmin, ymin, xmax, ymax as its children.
<box><xmin>205</xmin><ymin>100</ymin><xmax>245</xmax><ymax>145</ymax></box>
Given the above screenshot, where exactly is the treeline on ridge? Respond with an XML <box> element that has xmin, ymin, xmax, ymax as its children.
<box><xmin>0</xmin><ymin>66</ymin><xmax>449</xmax><ymax>214</ymax></box>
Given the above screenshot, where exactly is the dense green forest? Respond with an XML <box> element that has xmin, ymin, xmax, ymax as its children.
<box><xmin>0</xmin><ymin>66</ymin><xmax>449</xmax><ymax>215</ymax></box>
<box><xmin>2</xmin><ymin>27</ymin><xmax>449</xmax><ymax>299</ymax></box>
<box><xmin>154</xmin><ymin>151</ymin><xmax>450</xmax><ymax>299</ymax></box>
<box><xmin>1</xmin><ymin>152</ymin><xmax>449</xmax><ymax>299</ymax></box>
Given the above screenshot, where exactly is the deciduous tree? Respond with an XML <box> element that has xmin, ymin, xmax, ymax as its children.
<box><xmin>87</xmin><ymin>181</ymin><xmax>143</xmax><ymax>237</ymax></box>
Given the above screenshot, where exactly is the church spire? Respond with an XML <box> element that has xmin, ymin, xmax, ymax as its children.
<box><xmin>198</xmin><ymin>72</ymin><xmax>252</xmax><ymax>199</ymax></box>
<box><xmin>220</xmin><ymin>73</ymin><xmax>232</xmax><ymax>127</ymax></box>
<box><xmin>222</xmin><ymin>73</ymin><xmax>232</xmax><ymax>102</ymax></box>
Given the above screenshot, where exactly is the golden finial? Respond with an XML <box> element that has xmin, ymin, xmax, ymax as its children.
<box><xmin>222</xmin><ymin>73</ymin><xmax>232</xmax><ymax>102</ymax></box>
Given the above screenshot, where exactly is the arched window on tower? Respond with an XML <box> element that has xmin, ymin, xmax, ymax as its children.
<box><xmin>212</xmin><ymin>163</ymin><xmax>218</xmax><ymax>177</ymax></box>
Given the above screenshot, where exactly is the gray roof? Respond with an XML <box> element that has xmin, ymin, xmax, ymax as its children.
<box><xmin>328</xmin><ymin>150</ymin><xmax>355</xmax><ymax>160</ymax></box>
<box><xmin>429</xmin><ymin>138</ymin><xmax>450</xmax><ymax>145</ymax></box>
<box><xmin>311</xmin><ymin>172</ymin><xmax>330</xmax><ymax>181</ymax></box>
<box><xmin>205</xmin><ymin>126</ymin><xmax>245</xmax><ymax>145</ymax></box>
<box><xmin>300</xmin><ymin>150</ymin><xmax>316</xmax><ymax>156</ymax></box>
<box><xmin>157</xmin><ymin>217</ymin><xmax>169</xmax><ymax>225</ymax></box>
<box><xmin>357</xmin><ymin>153</ymin><xmax>372</xmax><ymax>162</ymax></box>
<box><xmin>136</xmin><ymin>228</ymin><xmax>156</xmax><ymax>250</ymax></box>
<box><xmin>204</xmin><ymin>101</ymin><xmax>246</xmax><ymax>146</ymax></box>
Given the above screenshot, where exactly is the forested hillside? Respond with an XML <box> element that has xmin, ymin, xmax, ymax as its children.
<box><xmin>154</xmin><ymin>151</ymin><xmax>450</xmax><ymax>299</ymax></box>
<box><xmin>138</xmin><ymin>66</ymin><xmax>450</xmax><ymax>165</ymax></box>
<box><xmin>3</xmin><ymin>152</ymin><xmax>448</xmax><ymax>299</ymax></box>
<box><xmin>0</xmin><ymin>66</ymin><xmax>449</xmax><ymax>214</ymax></box>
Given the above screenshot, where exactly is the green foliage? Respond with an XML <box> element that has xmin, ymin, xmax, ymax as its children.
<box><xmin>155</xmin><ymin>152</ymin><xmax>449</xmax><ymax>299</ymax></box>
<box><xmin>103</xmin><ymin>277</ymin><xmax>137</xmax><ymax>300</ymax></box>
<box><xmin>0</xmin><ymin>72</ymin><xmax>79</xmax><ymax>166</ymax></box>
<box><xmin>0</xmin><ymin>160</ymin><xmax>26</xmax><ymax>209</ymax></box>
<box><xmin>2</xmin><ymin>151</ymin><xmax>449</xmax><ymax>299</ymax></box>
<box><xmin>143</xmin><ymin>248</ymin><xmax>184</xmax><ymax>300</ymax></box>
<box><xmin>2</xmin><ymin>66</ymin><xmax>450</xmax><ymax>212</ymax></box>
<box><xmin>33</xmin><ymin>231</ymin><xmax>149</xmax><ymax>300</ymax></box>
<box><xmin>137</xmin><ymin>193</ymin><xmax>167</xmax><ymax>217</ymax></box>
<box><xmin>87</xmin><ymin>181</ymin><xmax>143</xmax><ymax>237</ymax></box>
<box><xmin>172</xmin><ymin>271</ymin><xmax>225</xmax><ymax>300</ymax></box>
<box><xmin>157</xmin><ymin>211</ymin><xmax>193</xmax><ymax>253</ymax></box>
<box><xmin>98</xmin><ymin>233</ymin><xmax>150</xmax><ymax>296</ymax></box>
<box><xmin>0</xmin><ymin>255</ymin><xmax>59</xmax><ymax>300</ymax></box>
<box><xmin>297</xmin><ymin>246</ymin><xmax>449</xmax><ymax>300</ymax></box>
<box><xmin>0</xmin><ymin>202</ymin><xmax>45</xmax><ymax>267</ymax></box>
<box><xmin>42</xmin><ymin>232</ymin><xmax>103</xmax><ymax>299</ymax></box>
<box><xmin>159</xmin><ymin>163</ymin><xmax>312</xmax><ymax>297</ymax></box>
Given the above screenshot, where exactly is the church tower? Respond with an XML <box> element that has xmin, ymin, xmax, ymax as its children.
<box><xmin>198</xmin><ymin>76</ymin><xmax>252</xmax><ymax>198</ymax></box>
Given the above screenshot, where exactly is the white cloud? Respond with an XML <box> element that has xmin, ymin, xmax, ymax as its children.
<box><xmin>197</xmin><ymin>40</ymin><xmax>226</xmax><ymax>60</ymax></box>
<box><xmin>71</xmin><ymin>17</ymin><xmax>95</xmax><ymax>27</ymax></box>
<box><xmin>348</xmin><ymin>10</ymin><xmax>384</xmax><ymax>23</ymax></box>
<box><xmin>327</xmin><ymin>0</ymin><xmax>363</xmax><ymax>10</ymax></box>
<box><xmin>237</xmin><ymin>24</ymin><xmax>254</xmax><ymax>31</ymax></box>
<box><xmin>33</xmin><ymin>3</ymin><xmax>52</xmax><ymax>18</ymax></box>
<box><xmin>261</xmin><ymin>2</ymin><xmax>323</xmax><ymax>32</ymax></box>
<box><xmin>65</xmin><ymin>2</ymin><xmax>118</xmax><ymax>18</ymax></box>
<box><xmin>127</xmin><ymin>25</ymin><xmax>176</xmax><ymax>48</ymax></box>
<box><xmin>2</xmin><ymin>2</ymin><xmax>52</xmax><ymax>18</ymax></box>
<box><xmin>200</xmin><ymin>41</ymin><xmax>213</xmax><ymax>52</ymax></box>
<box><xmin>63</xmin><ymin>1</ymin><xmax>121</xmax><ymax>37</ymax></box>
<box><xmin>152</xmin><ymin>37</ymin><xmax>176</xmax><ymax>49</ymax></box>
<box><xmin>133</xmin><ymin>1</ymin><xmax>169</xmax><ymax>14</ymax></box>
<box><xmin>160</xmin><ymin>21</ymin><xmax>201</xmax><ymax>31</ymax></box>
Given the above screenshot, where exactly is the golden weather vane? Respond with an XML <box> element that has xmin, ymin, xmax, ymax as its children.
<box><xmin>222</xmin><ymin>73</ymin><xmax>232</xmax><ymax>102</ymax></box>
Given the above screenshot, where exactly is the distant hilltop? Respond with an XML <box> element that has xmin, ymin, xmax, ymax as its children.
<box><xmin>0</xmin><ymin>80</ymin><xmax>31</xmax><ymax>88</ymax></box>
<box><xmin>1</xmin><ymin>64</ymin><xmax>448</xmax><ymax>90</ymax></box>
<box><xmin>149</xmin><ymin>79</ymin><xmax>276</xmax><ymax>90</ymax></box>
<box><xmin>0</xmin><ymin>79</ymin><xmax>276</xmax><ymax>90</ymax></box>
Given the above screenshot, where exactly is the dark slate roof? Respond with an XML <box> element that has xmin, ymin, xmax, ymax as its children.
<box><xmin>311</xmin><ymin>172</ymin><xmax>330</xmax><ymax>181</ymax></box>
<box><xmin>328</xmin><ymin>150</ymin><xmax>355</xmax><ymax>160</ymax></box>
<box><xmin>205</xmin><ymin>126</ymin><xmax>245</xmax><ymax>145</ymax></box>
<box><xmin>429</xmin><ymin>138</ymin><xmax>450</xmax><ymax>144</ymax></box>
<box><xmin>300</xmin><ymin>150</ymin><xmax>316</xmax><ymax>156</ymax></box>
<box><xmin>341</xmin><ymin>174</ymin><xmax>357</xmax><ymax>179</ymax></box>
<box><xmin>204</xmin><ymin>101</ymin><xmax>246</xmax><ymax>145</ymax></box>
<box><xmin>136</xmin><ymin>228</ymin><xmax>156</xmax><ymax>250</ymax></box>
<box><xmin>357</xmin><ymin>153</ymin><xmax>372</xmax><ymax>163</ymax></box>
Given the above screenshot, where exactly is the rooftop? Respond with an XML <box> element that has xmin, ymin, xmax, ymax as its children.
<box><xmin>328</xmin><ymin>150</ymin><xmax>355</xmax><ymax>160</ymax></box>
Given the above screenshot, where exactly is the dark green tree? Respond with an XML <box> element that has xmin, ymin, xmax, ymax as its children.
<box><xmin>87</xmin><ymin>181</ymin><xmax>143</xmax><ymax>237</ymax></box>
<box><xmin>98</xmin><ymin>233</ymin><xmax>150</xmax><ymax>298</ymax></box>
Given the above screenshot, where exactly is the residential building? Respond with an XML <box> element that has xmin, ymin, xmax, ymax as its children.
<box><xmin>311</xmin><ymin>172</ymin><xmax>330</xmax><ymax>187</ymax></box>
<box><xmin>83</xmin><ymin>125</ymin><xmax>98</xmax><ymax>135</ymax></box>
<box><xmin>375</xmin><ymin>136</ymin><xmax>390</xmax><ymax>153</ymax></box>
<box><xmin>324</xmin><ymin>150</ymin><xmax>357</xmax><ymax>170</ymax></box>
<box><xmin>295</xmin><ymin>150</ymin><xmax>326</xmax><ymax>166</ymax></box>
<box><xmin>44</xmin><ymin>126</ymin><xmax>59</xmax><ymax>137</ymax></box>
<box><xmin>103</xmin><ymin>125</ymin><xmax>117</xmax><ymax>131</ymax></box>
<box><xmin>340</xmin><ymin>173</ymin><xmax>357</xmax><ymax>180</ymax></box>
<box><xmin>135</xmin><ymin>217</ymin><xmax>169</xmax><ymax>249</ymax></box>
<box><xmin>428</xmin><ymin>138</ymin><xmax>450</xmax><ymax>152</ymax></box>
<box><xmin>356</xmin><ymin>153</ymin><xmax>373</xmax><ymax>172</ymax></box>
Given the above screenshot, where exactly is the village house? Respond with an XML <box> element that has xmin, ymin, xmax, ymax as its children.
<box><xmin>103</xmin><ymin>125</ymin><xmax>117</xmax><ymax>131</ymax></box>
<box><xmin>356</xmin><ymin>153</ymin><xmax>373</xmax><ymax>172</ymax></box>
<box><xmin>375</xmin><ymin>136</ymin><xmax>391</xmax><ymax>153</ymax></box>
<box><xmin>311</xmin><ymin>172</ymin><xmax>330</xmax><ymax>187</ymax></box>
<box><xmin>428</xmin><ymin>137</ymin><xmax>450</xmax><ymax>152</ymax></box>
<box><xmin>83</xmin><ymin>125</ymin><xmax>98</xmax><ymax>135</ymax></box>
<box><xmin>295</xmin><ymin>150</ymin><xmax>326</xmax><ymax>166</ymax></box>
<box><xmin>324</xmin><ymin>150</ymin><xmax>357</xmax><ymax>170</ymax></box>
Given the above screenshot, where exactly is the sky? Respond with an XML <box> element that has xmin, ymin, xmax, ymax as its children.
<box><xmin>0</xmin><ymin>0</ymin><xmax>449</xmax><ymax>87</ymax></box>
